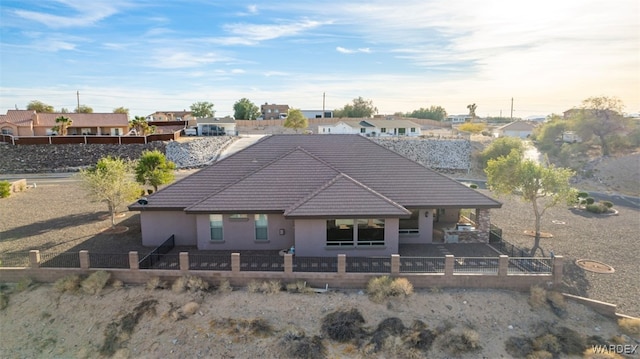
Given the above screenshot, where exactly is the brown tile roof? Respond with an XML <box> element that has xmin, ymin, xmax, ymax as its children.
<box><xmin>132</xmin><ymin>135</ymin><xmax>501</xmax><ymax>216</ymax></box>
<box><xmin>35</xmin><ymin>113</ymin><xmax>129</xmax><ymax>127</ymax></box>
<box><xmin>1</xmin><ymin>110</ymin><xmax>35</xmax><ymax>125</ymax></box>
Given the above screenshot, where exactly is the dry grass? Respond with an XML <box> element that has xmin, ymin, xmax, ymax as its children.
<box><xmin>181</xmin><ymin>301</ymin><xmax>200</xmax><ymax>316</ymax></box>
<box><xmin>367</xmin><ymin>276</ymin><xmax>414</xmax><ymax>303</ymax></box>
<box><xmin>285</xmin><ymin>281</ymin><xmax>314</xmax><ymax>294</ymax></box>
<box><xmin>171</xmin><ymin>275</ymin><xmax>209</xmax><ymax>293</ymax></box>
<box><xmin>81</xmin><ymin>271</ymin><xmax>111</xmax><ymax>295</ymax></box>
<box><xmin>217</xmin><ymin>279</ymin><xmax>232</xmax><ymax>293</ymax></box>
<box><xmin>247</xmin><ymin>280</ymin><xmax>282</xmax><ymax>294</ymax></box>
<box><xmin>53</xmin><ymin>274</ymin><xmax>82</xmax><ymax>293</ymax></box>
<box><xmin>618</xmin><ymin>317</ymin><xmax>640</xmax><ymax>337</ymax></box>
<box><xmin>145</xmin><ymin>276</ymin><xmax>167</xmax><ymax>290</ymax></box>
<box><xmin>435</xmin><ymin>328</ymin><xmax>481</xmax><ymax>354</ymax></box>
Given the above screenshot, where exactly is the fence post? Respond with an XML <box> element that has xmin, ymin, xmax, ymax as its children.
<box><xmin>444</xmin><ymin>255</ymin><xmax>454</xmax><ymax>276</ymax></box>
<box><xmin>284</xmin><ymin>254</ymin><xmax>293</xmax><ymax>274</ymax></box>
<box><xmin>390</xmin><ymin>254</ymin><xmax>400</xmax><ymax>275</ymax></box>
<box><xmin>231</xmin><ymin>253</ymin><xmax>240</xmax><ymax>273</ymax></box>
<box><xmin>29</xmin><ymin>250</ymin><xmax>40</xmax><ymax>268</ymax></box>
<box><xmin>79</xmin><ymin>250</ymin><xmax>90</xmax><ymax>269</ymax></box>
<box><xmin>129</xmin><ymin>251</ymin><xmax>139</xmax><ymax>270</ymax></box>
<box><xmin>552</xmin><ymin>255</ymin><xmax>564</xmax><ymax>287</ymax></box>
<box><xmin>337</xmin><ymin>254</ymin><xmax>346</xmax><ymax>275</ymax></box>
<box><xmin>498</xmin><ymin>255</ymin><xmax>508</xmax><ymax>276</ymax></box>
<box><xmin>179</xmin><ymin>252</ymin><xmax>189</xmax><ymax>272</ymax></box>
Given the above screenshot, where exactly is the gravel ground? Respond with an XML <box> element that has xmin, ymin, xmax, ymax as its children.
<box><xmin>1</xmin><ymin>181</ymin><xmax>638</xmax><ymax>316</ymax></box>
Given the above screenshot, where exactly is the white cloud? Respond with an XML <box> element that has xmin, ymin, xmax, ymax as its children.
<box><xmin>231</xmin><ymin>69</ymin><xmax>245</xmax><ymax>74</ymax></box>
<box><xmin>150</xmin><ymin>52</ymin><xmax>227</xmax><ymax>69</ymax></box>
<box><xmin>223</xmin><ymin>19</ymin><xmax>330</xmax><ymax>43</ymax></box>
<box><xmin>336</xmin><ymin>46</ymin><xmax>371</xmax><ymax>54</ymax></box>
<box><xmin>13</xmin><ymin>0</ymin><xmax>131</xmax><ymax>29</ymax></box>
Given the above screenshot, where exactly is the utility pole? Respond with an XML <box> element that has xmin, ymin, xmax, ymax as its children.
<box><xmin>77</xmin><ymin>91</ymin><xmax>80</xmax><ymax>112</ymax></box>
<box><xmin>322</xmin><ymin>92</ymin><xmax>326</xmax><ymax>118</ymax></box>
<box><xmin>510</xmin><ymin>97</ymin><xmax>514</xmax><ymax>120</ymax></box>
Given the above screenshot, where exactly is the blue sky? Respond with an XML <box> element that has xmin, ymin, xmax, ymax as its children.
<box><xmin>1</xmin><ymin>0</ymin><xmax>638</xmax><ymax>118</ymax></box>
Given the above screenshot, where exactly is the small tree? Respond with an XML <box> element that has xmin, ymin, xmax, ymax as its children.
<box><xmin>486</xmin><ymin>150</ymin><xmax>577</xmax><ymax>256</ymax></box>
<box><xmin>479</xmin><ymin>137</ymin><xmax>524</xmax><ymax>168</ymax></box>
<box><xmin>135</xmin><ymin>150</ymin><xmax>176</xmax><ymax>192</ymax></box>
<box><xmin>75</xmin><ymin>105</ymin><xmax>93</xmax><ymax>113</ymax></box>
<box><xmin>113</xmin><ymin>107</ymin><xmax>129</xmax><ymax>115</ymax></box>
<box><xmin>571</xmin><ymin>96</ymin><xmax>626</xmax><ymax>156</ymax></box>
<box><xmin>79</xmin><ymin>156</ymin><xmax>141</xmax><ymax>228</ymax></box>
<box><xmin>283</xmin><ymin>109</ymin><xmax>308</xmax><ymax>133</ymax></box>
<box><xmin>190</xmin><ymin>101</ymin><xmax>215</xmax><ymax>118</ymax></box>
<box><xmin>129</xmin><ymin>116</ymin><xmax>155</xmax><ymax>136</ymax></box>
<box><xmin>26</xmin><ymin>100</ymin><xmax>54</xmax><ymax>113</ymax></box>
<box><xmin>233</xmin><ymin>98</ymin><xmax>261</xmax><ymax>120</ymax></box>
<box><xmin>334</xmin><ymin>97</ymin><xmax>378</xmax><ymax>118</ymax></box>
<box><xmin>52</xmin><ymin>116</ymin><xmax>72</xmax><ymax>136</ymax></box>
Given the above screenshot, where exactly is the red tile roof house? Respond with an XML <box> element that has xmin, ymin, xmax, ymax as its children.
<box><xmin>0</xmin><ymin>110</ymin><xmax>129</xmax><ymax>136</ymax></box>
<box><xmin>129</xmin><ymin>135</ymin><xmax>501</xmax><ymax>256</ymax></box>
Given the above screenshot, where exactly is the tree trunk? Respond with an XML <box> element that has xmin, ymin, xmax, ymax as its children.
<box><xmin>109</xmin><ymin>202</ymin><xmax>116</xmax><ymax>228</ymax></box>
<box><xmin>530</xmin><ymin>200</ymin><xmax>543</xmax><ymax>256</ymax></box>
<box><xmin>599</xmin><ymin>134</ymin><xmax>609</xmax><ymax>156</ymax></box>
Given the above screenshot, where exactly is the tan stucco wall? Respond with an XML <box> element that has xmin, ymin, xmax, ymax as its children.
<box><xmin>140</xmin><ymin>211</ymin><xmax>197</xmax><ymax>247</ymax></box>
<box><xmin>196</xmin><ymin>213</ymin><xmax>294</xmax><ymax>250</ymax></box>
<box><xmin>399</xmin><ymin>209</ymin><xmax>434</xmax><ymax>244</ymax></box>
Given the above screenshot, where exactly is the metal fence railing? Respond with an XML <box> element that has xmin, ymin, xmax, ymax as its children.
<box><xmin>189</xmin><ymin>253</ymin><xmax>232</xmax><ymax>271</ymax></box>
<box><xmin>293</xmin><ymin>256</ymin><xmax>338</xmax><ymax>273</ymax></box>
<box><xmin>0</xmin><ymin>252</ymin><xmax>31</xmax><ymax>267</ymax></box>
<box><xmin>508</xmin><ymin>258</ymin><xmax>553</xmax><ymax>274</ymax></box>
<box><xmin>138</xmin><ymin>234</ymin><xmax>175</xmax><ymax>269</ymax></box>
<box><xmin>489</xmin><ymin>240</ymin><xmax>530</xmax><ymax>257</ymax></box>
<box><xmin>453</xmin><ymin>257</ymin><xmax>499</xmax><ymax>274</ymax></box>
<box><xmin>40</xmin><ymin>252</ymin><xmax>81</xmax><ymax>268</ymax></box>
<box><xmin>240</xmin><ymin>255</ymin><xmax>284</xmax><ymax>272</ymax></box>
<box><xmin>346</xmin><ymin>257</ymin><xmax>391</xmax><ymax>273</ymax></box>
<box><xmin>144</xmin><ymin>254</ymin><xmax>180</xmax><ymax>270</ymax></box>
<box><xmin>400</xmin><ymin>257</ymin><xmax>445</xmax><ymax>273</ymax></box>
<box><xmin>88</xmin><ymin>253</ymin><xmax>130</xmax><ymax>269</ymax></box>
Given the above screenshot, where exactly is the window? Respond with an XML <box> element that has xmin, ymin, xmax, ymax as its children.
<box><xmin>210</xmin><ymin>214</ymin><xmax>223</xmax><ymax>241</ymax></box>
<box><xmin>360</xmin><ymin>128</ymin><xmax>366</xmax><ymax>133</ymax></box>
<box><xmin>399</xmin><ymin>210</ymin><xmax>420</xmax><ymax>234</ymax></box>
<box><xmin>411</xmin><ymin>128</ymin><xmax>416</xmax><ymax>133</ymax></box>
<box><xmin>1</xmin><ymin>128</ymin><xmax>13</xmax><ymax>135</ymax></box>
<box><xmin>326</xmin><ymin>219</ymin><xmax>354</xmax><ymax>246</ymax></box>
<box><xmin>357</xmin><ymin>219</ymin><xmax>385</xmax><ymax>245</ymax></box>
<box><xmin>255</xmin><ymin>214</ymin><xmax>268</xmax><ymax>241</ymax></box>
<box><xmin>398</xmin><ymin>128</ymin><xmax>406</xmax><ymax>135</ymax></box>
<box><xmin>381</xmin><ymin>128</ymin><xmax>387</xmax><ymax>133</ymax></box>
<box><xmin>230</xmin><ymin>214</ymin><xmax>248</xmax><ymax>221</ymax></box>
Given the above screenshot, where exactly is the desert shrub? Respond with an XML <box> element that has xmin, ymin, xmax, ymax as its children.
<box><xmin>546</xmin><ymin>291</ymin><xmax>567</xmax><ymax>310</ymax></box>
<box><xmin>145</xmin><ymin>276</ymin><xmax>167</xmax><ymax>290</ymax></box>
<box><xmin>556</xmin><ymin>326</ymin><xmax>586</xmax><ymax>355</ymax></box>
<box><xmin>217</xmin><ymin>279</ymin><xmax>232</xmax><ymax>293</ymax></box>
<box><xmin>585</xmin><ymin>197</ymin><xmax>595</xmax><ymax>205</ymax></box>
<box><xmin>247</xmin><ymin>280</ymin><xmax>261</xmax><ymax>293</ymax></box>
<box><xmin>404</xmin><ymin>325</ymin><xmax>437</xmax><ymax>352</ymax></box>
<box><xmin>15</xmin><ymin>277</ymin><xmax>34</xmax><ymax>292</ymax></box>
<box><xmin>601</xmin><ymin>200</ymin><xmax>613</xmax><ymax>208</ymax></box>
<box><xmin>172</xmin><ymin>275</ymin><xmax>209</xmax><ymax>293</ymax></box>
<box><xmin>436</xmin><ymin>328</ymin><xmax>481</xmax><ymax>354</ymax></box>
<box><xmin>367</xmin><ymin>276</ymin><xmax>413</xmax><ymax>303</ymax></box>
<box><xmin>582</xmin><ymin>347</ymin><xmax>625</xmax><ymax>358</ymax></box>
<box><xmin>172</xmin><ymin>276</ymin><xmax>188</xmax><ymax>293</ymax></box>
<box><xmin>526</xmin><ymin>350</ymin><xmax>553</xmax><ymax>359</ymax></box>
<box><xmin>82</xmin><ymin>271</ymin><xmax>111</xmax><ymax>294</ymax></box>
<box><xmin>505</xmin><ymin>336</ymin><xmax>533</xmax><ymax>357</ymax></box>
<box><xmin>577</xmin><ymin>191</ymin><xmax>589</xmax><ymax>199</ymax></box>
<box><xmin>529</xmin><ymin>285</ymin><xmax>548</xmax><ymax>308</ymax></box>
<box><xmin>618</xmin><ymin>317</ymin><xmax>640</xmax><ymax>336</ymax></box>
<box><xmin>586</xmin><ymin>203</ymin><xmax>608</xmax><ymax>214</ymax></box>
<box><xmin>247</xmin><ymin>280</ymin><xmax>281</xmax><ymax>294</ymax></box>
<box><xmin>54</xmin><ymin>274</ymin><xmax>82</xmax><ymax>293</ymax></box>
<box><xmin>280</xmin><ymin>326</ymin><xmax>326</xmax><ymax>359</ymax></box>
<box><xmin>469</xmin><ymin>183</ymin><xmax>478</xmax><ymax>189</ymax></box>
<box><xmin>286</xmin><ymin>281</ymin><xmax>314</xmax><ymax>294</ymax></box>
<box><xmin>181</xmin><ymin>302</ymin><xmax>200</xmax><ymax>316</ymax></box>
<box><xmin>533</xmin><ymin>334</ymin><xmax>561</xmax><ymax>354</ymax></box>
<box><xmin>211</xmin><ymin>317</ymin><xmax>274</xmax><ymax>338</ymax></box>
<box><xmin>0</xmin><ymin>292</ymin><xmax>9</xmax><ymax>310</ymax></box>
<box><xmin>321</xmin><ymin>308</ymin><xmax>366</xmax><ymax>343</ymax></box>
<box><xmin>0</xmin><ymin>181</ymin><xmax>10</xmax><ymax>198</ymax></box>
<box><xmin>111</xmin><ymin>279</ymin><xmax>124</xmax><ymax>289</ymax></box>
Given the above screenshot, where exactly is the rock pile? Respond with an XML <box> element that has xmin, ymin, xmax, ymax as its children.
<box><xmin>165</xmin><ymin>137</ymin><xmax>235</xmax><ymax>168</ymax></box>
<box><xmin>372</xmin><ymin>137</ymin><xmax>471</xmax><ymax>170</ymax></box>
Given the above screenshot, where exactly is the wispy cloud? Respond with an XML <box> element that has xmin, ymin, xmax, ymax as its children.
<box><xmin>237</xmin><ymin>4</ymin><xmax>259</xmax><ymax>16</ymax></box>
<box><xmin>223</xmin><ymin>19</ymin><xmax>330</xmax><ymax>43</ymax></box>
<box><xmin>13</xmin><ymin>0</ymin><xmax>130</xmax><ymax>29</ymax></box>
<box><xmin>336</xmin><ymin>46</ymin><xmax>371</xmax><ymax>54</ymax></box>
<box><xmin>150</xmin><ymin>51</ymin><xmax>228</xmax><ymax>69</ymax></box>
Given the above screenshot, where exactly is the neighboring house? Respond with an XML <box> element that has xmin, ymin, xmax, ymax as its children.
<box><xmin>146</xmin><ymin>111</ymin><xmax>194</xmax><ymax>122</ymax></box>
<box><xmin>446</xmin><ymin>115</ymin><xmax>472</xmax><ymax>124</ymax></box>
<box><xmin>561</xmin><ymin>131</ymin><xmax>582</xmax><ymax>143</ymax></box>
<box><xmin>191</xmin><ymin>116</ymin><xmax>236</xmax><ymax>136</ymax></box>
<box><xmin>493</xmin><ymin>120</ymin><xmax>536</xmax><ymax>139</ymax></box>
<box><xmin>0</xmin><ymin>110</ymin><xmax>129</xmax><ymax>136</ymax></box>
<box><xmin>260</xmin><ymin>103</ymin><xmax>290</xmax><ymax>120</ymax></box>
<box><xmin>301</xmin><ymin>110</ymin><xmax>333</xmax><ymax>119</ymax></box>
<box><xmin>129</xmin><ymin>135</ymin><xmax>502</xmax><ymax>256</ymax></box>
<box><xmin>318</xmin><ymin>119</ymin><xmax>422</xmax><ymax>137</ymax></box>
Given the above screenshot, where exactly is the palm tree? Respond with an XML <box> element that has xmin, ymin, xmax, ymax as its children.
<box><xmin>467</xmin><ymin>103</ymin><xmax>477</xmax><ymax>120</ymax></box>
<box><xmin>52</xmin><ymin>116</ymin><xmax>72</xmax><ymax>136</ymax></box>
<box><xmin>129</xmin><ymin>116</ymin><xmax>153</xmax><ymax>135</ymax></box>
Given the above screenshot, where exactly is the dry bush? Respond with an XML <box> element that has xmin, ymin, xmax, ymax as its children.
<box><xmin>321</xmin><ymin>308</ymin><xmax>366</xmax><ymax>343</ymax></box>
<box><xmin>546</xmin><ymin>290</ymin><xmax>567</xmax><ymax>317</ymax></box>
<box><xmin>81</xmin><ymin>271</ymin><xmax>111</xmax><ymax>295</ymax></box>
<box><xmin>172</xmin><ymin>276</ymin><xmax>188</xmax><ymax>293</ymax></box>
<box><xmin>526</xmin><ymin>350</ymin><xmax>553</xmax><ymax>359</ymax></box>
<box><xmin>181</xmin><ymin>302</ymin><xmax>200</xmax><ymax>316</ymax></box>
<box><xmin>247</xmin><ymin>280</ymin><xmax>261</xmax><ymax>293</ymax></box>
<box><xmin>556</xmin><ymin>326</ymin><xmax>586</xmax><ymax>355</ymax></box>
<box><xmin>15</xmin><ymin>277</ymin><xmax>34</xmax><ymax>292</ymax></box>
<box><xmin>533</xmin><ymin>334</ymin><xmax>561</xmax><ymax>355</ymax></box>
<box><xmin>436</xmin><ymin>328</ymin><xmax>481</xmax><ymax>354</ymax></box>
<box><xmin>529</xmin><ymin>285</ymin><xmax>548</xmax><ymax>308</ymax></box>
<box><xmin>505</xmin><ymin>336</ymin><xmax>533</xmax><ymax>358</ymax></box>
<box><xmin>185</xmin><ymin>275</ymin><xmax>210</xmax><ymax>292</ymax></box>
<box><xmin>279</xmin><ymin>326</ymin><xmax>326</xmax><ymax>359</ymax></box>
<box><xmin>261</xmin><ymin>280</ymin><xmax>282</xmax><ymax>294</ymax></box>
<box><xmin>618</xmin><ymin>317</ymin><xmax>640</xmax><ymax>337</ymax></box>
<box><xmin>54</xmin><ymin>274</ymin><xmax>82</xmax><ymax>293</ymax></box>
<box><xmin>217</xmin><ymin>279</ymin><xmax>232</xmax><ymax>293</ymax></box>
<box><xmin>111</xmin><ymin>279</ymin><xmax>124</xmax><ymax>289</ymax></box>
<box><xmin>582</xmin><ymin>347</ymin><xmax>625</xmax><ymax>359</ymax></box>
<box><xmin>286</xmin><ymin>281</ymin><xmax>314</xmax><ymax>294</ymax></box>
<box><xmin>210</xmin><ymin>317</ymin><xmax>274</xmax><ymax>338</ymax></box>
<box><xmin>145</xmin><ymin>277</ymin><xmax>167</xmax><ymax>290</ymax></box>
<box><xmin>367</xmin><ymin>276</ymin><xmax>414</xmax><ymax>303</ymax></box>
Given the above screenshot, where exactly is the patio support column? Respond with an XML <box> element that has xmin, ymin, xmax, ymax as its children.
<box><xmin>129</xmin><ymin>251</ymin><xmax>139</xmax><ymax>270</ymax></box>
<box><xmin>284</xmin><ymin>254</ymin><xmax>293</xmax><ymax>274</ymax></box>
<box><xmin>337</xmin><ymin>254</ymin><xmax>346</xmax><ymax>275</ymax></box>
<box><xmin>179</xmin><ymin>252</ymin><xmax>189</xmax><ymax>272</ymax></box>
<box><xmin>444</xmin><ymin>255</ymin><xmax>454</xmax><ymax>276</ymax></box>
<box><xmin>498</xmin><ymin>255</ymin><xmax>508</xmax><ymax>276</ymax></box>
<box><xmin>552</xmin><ymin>255</ymin><xmax>564</xmax><ymax>288</ymax></box>
<box><xmin>476</xmin><ymin>209</ymin><xmax>491</xmax><ymax>243</ymax></box>
<box><xmin>29</xmin><ymin>250</ymin><xmax>40</xmax><ymax>268</ymax></box>
<box><xmin>390</xmin><ymin>254</ymin><xmax>400</xmax><ymax>275</ymax></box>
<box><xmin>79</xmin><ymin>250</ymin><xmax>90</xmax><ymax>269</ymax></box>
<box><xmin>231</xmin><ymin>253</ymin><xmax>240</xmax><ymax>273</ymax></box>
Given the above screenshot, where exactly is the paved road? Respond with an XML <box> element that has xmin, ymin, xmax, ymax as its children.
<box><xmin>218</xmin><ymin>134</ymin><xmax>266</xmax><ymax>160</ymax></box>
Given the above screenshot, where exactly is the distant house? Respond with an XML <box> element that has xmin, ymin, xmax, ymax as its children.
<box><xmin>318</xmin><ymin>119</ymin><xmax>422</xmax><ymax>137</ymax></box>
<box><xmin>146</xmin><ymin>111</ymin><xmax>194</xmax><ymax>122</ymax></box>
<box><xmin>561</xmin><ymin>131</ymin><xmax>582</xmax><ymax>143</ymax></box>
<box><xmin>129</xmin><ymin>135</ymin><xmax>502</xmax><ymax>256</ymax></box>
<box><xmin>191</xmin><ymin>116</ymin><xmax>236</xmax><ymax>136</ymax></box>
<box><xmin>260</xmin><ymin>103</ymin><xmax>290</xmax><ymax>120</ymax></box>
<box><xmin>0</xmin><ymin>110</ymin><xmax>129</xmax><ymax>136</ymax></box>
<box><xmin>446</xmin><ymin>115</ymin><xmax>472</xmax><ymax>124</ymax></box>
<box><xmin>493</xmin><ymin>121</ymin><xmax>536</xmax><ymax>139</ymax></box>
<box><xmin>301</xmin><ymin>110</ymin><xmax>333</xmax><ymax>119</ymax></box>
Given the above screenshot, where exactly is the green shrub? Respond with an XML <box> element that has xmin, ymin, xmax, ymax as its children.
<box><xmin>469</xmin><ymin>183</ymin><xmax>478</xmax><ymax>189</ymax></box>
<box><xmin>577</xmin><ymin>191</ymin><xmax>589</xmax><ymax>199</ymax></box>
<box><xmin>0</xmin><ymin>181</ymin><xmax>10</xmax><ymax>198</ymax></box>
<box><xmin>601</xmin><ymin>200</ymin><xmax>614</xmax><ymax>208</ymax></box>
<box><xmin>585</xmin><ymin>197</ymin><xmax>595</xmax><ymax>205</ymax></box>
<box><xmin>15</xmin><ymin>277</ymin><xmax>34</xmax><ymax>292</ymax></box>
<box><xmin>586</xmin><ymin>203</ymin><xmax>608</xmax><ymax>214</ymax></box>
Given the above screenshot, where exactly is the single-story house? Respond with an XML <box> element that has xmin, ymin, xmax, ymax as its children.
<box><xmin>301</xmin><ymin>110</ymin><xmax>334</xmax><ymax>119</ymax></box>
<box><xmin>129</xmin><ymin>135</ymin><xmax>501</xmax><ymax>256</ymax></box>
<box><xmin>493</xmin><ymin>120</ymin><xmax>536</xmax><ymax>138</ymax></box>
<box><xmin>146</xmin><ymin>111</ymin><xmax>194</xmax><ymax>122</ymax></box>
<box><xmin>188</xmin><ymin>116</ymin><xmax>236</xmax><ymax>136</ymax></box>
<box><xmin>0</xmin><ymin>110</ymin><xmax>129</xmax><ymax>136</ymax></box>
<box><xmin>446</xmin><ymin>115</ymin><xmax>472</xmax><ymax>124</ymax></box>
<box><xmin>318</xmin><ymin>119</ymin><xmax>422</xmax><ymax>137</ymax></box>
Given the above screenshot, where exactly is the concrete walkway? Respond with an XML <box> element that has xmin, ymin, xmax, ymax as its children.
<box><xmin>217</xmin><ymin>134</ymin><xmax>267</xmax><ymax>160</ymax></box>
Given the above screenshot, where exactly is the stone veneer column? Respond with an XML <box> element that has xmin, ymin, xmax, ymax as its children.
<box><xmin>476</xmin><ymin>208</ymin><xmax>491</xmax><ymax>243</ymax></box>
<box><xmin>129</xmin><ymin>251</ymin><xmax>139</xmax><ymax>270</ymax></box>
<box><xmin>390</xmin><ymin>254</ymin><xmax>400</xmax><ymax>275</ymax></box>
